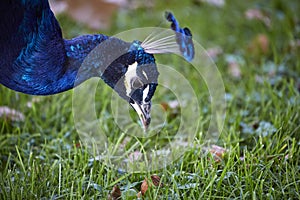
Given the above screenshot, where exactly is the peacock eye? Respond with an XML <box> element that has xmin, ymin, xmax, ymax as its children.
<box><xmin>131</xmin><ymin>77</ymin><xmax>143</xmax><ymax>89</ymax></box>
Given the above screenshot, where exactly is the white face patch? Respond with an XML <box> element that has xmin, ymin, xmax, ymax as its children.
<box><xmin>124</xmin><ymin>62</ymin><xmax>138</xmax><ymax>96</ymax></box>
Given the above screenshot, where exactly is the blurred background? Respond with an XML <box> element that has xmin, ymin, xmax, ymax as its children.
<box><xmin>48</xmin><ymin>0</ymin><xmax>299</xmax><ymax>73</ymax></box>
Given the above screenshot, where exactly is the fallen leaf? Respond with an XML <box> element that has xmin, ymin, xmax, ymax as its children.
<box><xmin>209</xmin><ymin>145</ymin><xmax>227</xmax><ymax>162</ymax></box>
<box><xmin>108</xmin><ymin>185</ymin><xmax>121</xmax><ymax>200</ymax></box>
<box><xmin>140</xmin><ymin>175</ymin><xmax>163</xmax><ymax>196</ymax></box>
<box><xmin>140</xmin><ymin>179</ymin><xmax>148</xmax><ymax>195</ymax></box>
<box><xmin>160</xmin><ymin>102</ymin><xmax>170</xmax><ymax>111</ymax></box>
<box><xmin>151</xmin><ymin>175</ymin><xmax>163</xmax><ymax>187</ymax></box>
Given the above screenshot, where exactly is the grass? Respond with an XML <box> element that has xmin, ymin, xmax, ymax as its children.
<box><xmin>1</xmin><ymin>0</ymin><xmax>300</xmax><ymax>199</ymax></box>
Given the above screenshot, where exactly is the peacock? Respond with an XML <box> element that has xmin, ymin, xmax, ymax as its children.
<box><xmin>0</xmin><ymin>0</ymin><xmax>194</xmax><ymax>129</ymax></box>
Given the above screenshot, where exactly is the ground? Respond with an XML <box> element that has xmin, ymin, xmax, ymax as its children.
<box><xmin>0</xmin><ymin>0</ymin><xmax>299</xmax><ymax>199</ymax></box>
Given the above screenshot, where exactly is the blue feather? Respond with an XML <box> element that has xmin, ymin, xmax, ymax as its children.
<box><xmin>0</xmin><ymin>0</ymin><xmax>124</xmax><ymax>95</ymax></box>
<box><xmin>165</xmin><ymin>12</ymin><xmax>195</xmax><ymax>62</ymax></box>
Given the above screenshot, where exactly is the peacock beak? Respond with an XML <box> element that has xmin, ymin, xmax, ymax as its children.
<box><xmin>130</xmin><ymin>100</ymin><xmax>151</xmax><ymax>131</ymax></box>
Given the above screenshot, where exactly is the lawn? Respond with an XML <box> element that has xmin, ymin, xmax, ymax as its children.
<box><xmin>0</xmin><ymin>0</ymin><xmax>299</xmax><ymax>199</ymax></box>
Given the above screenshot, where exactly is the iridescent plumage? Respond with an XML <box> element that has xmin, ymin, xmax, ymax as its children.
<box><xmin>165</xmin><ymin>11</ymin><xmax>194</xmax><ymax>62</ymax></box>
<box><xmin>0</xmin><ymin>0</ymin><xmax>193</xmax><ymax>129</ymax></box>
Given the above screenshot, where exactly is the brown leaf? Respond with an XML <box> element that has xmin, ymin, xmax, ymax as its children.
<box><xmin>160</xmin><ymin>102</ymin><xmax>170</xmax><ymax>111</ymax></box>
<box><xmin>140</xmin><ymin>175</ymin><xmax>163</xmax><ymax>196</ymax></box>
<box><xmin>209</xmin><ymin>145</ymin><xmax>227</xmax><ymax>162</ymax></box>
<box><xmin>151</xmin><ymin>175</ymin><xmax>163</xmax><ymax>187</ymax></box>
<box><xmin>140</xmin><ymin>179</ymin><xmax>148</xmax><ymax>195</ymax></box>
<box><xmin>109</xmin><ymin>185</ymin><xmax>121</xmax><ymax>200</ymax></box>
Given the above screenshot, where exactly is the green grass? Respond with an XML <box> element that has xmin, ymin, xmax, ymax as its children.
<box><xmin>1</xmin><ymin>0</ymin><xmax>300</xmax><ymax>199</ymax></box>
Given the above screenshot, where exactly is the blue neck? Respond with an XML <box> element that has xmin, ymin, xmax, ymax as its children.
<box><xmin>0</xmin><ymin>0</ymin><xmax>113</xmax><ymax>95</ymax></box>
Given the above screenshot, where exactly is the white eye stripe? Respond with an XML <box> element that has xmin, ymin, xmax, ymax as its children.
<box><xmin>142</xmin><ymin>70</ymin><xmax>148</xmax><ymax>79</ymax></box>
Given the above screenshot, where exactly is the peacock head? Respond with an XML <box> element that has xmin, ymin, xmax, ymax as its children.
<box><xmin>100</xmin><ymin>12</ymin><xmax>193</xmax><ymax>130</ymax></box>
<box><xmin>125</xmin><ymin>41</ymin><xmax>159</xmax><ymax>130</ymax></box>
<box><xmin>102</xmin><ymin>40</ymin><xmax>159</xmax><ymax>130</ymax></box>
